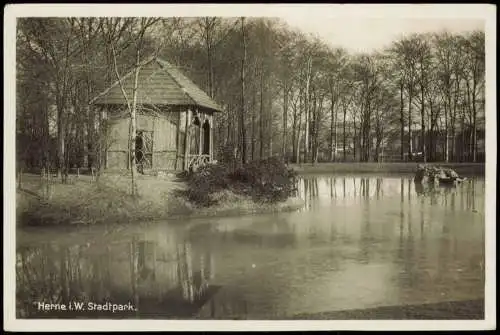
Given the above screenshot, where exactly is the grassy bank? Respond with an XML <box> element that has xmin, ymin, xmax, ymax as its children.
<box><xmin>16</xmin><ymin>172</ymin><xmax>304</xmax><ymax>227</ymax></box>
<box><xmin>291</xmin><ymin>162</ymin><xmax>485</xmax><ymax>176</ymax></box>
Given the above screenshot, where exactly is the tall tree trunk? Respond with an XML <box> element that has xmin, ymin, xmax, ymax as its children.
<box><xmin>239</xmin><ymin>17</ymin><xmax>247</xmax><ymax>165</ymax></box>
<box><xmin>420</xmin><ymin>86</ymin><xmax>426</xmax><ymax>163</ymax></box>
<box><xmin>58</xmin><ymin>35</ymin><xmax>72</xmax><ymax>183</ymax></box>
<box><xmin>296</xmin><ymin>114</ymin><xmax>302</xmax><ymax>164</ymax></box>
<box><xmin>57</xmin><ymin>103</ymin><xmax>65</xmax><ymax>181</ymax></box>
<box><xmin>310</xmin><ymin>89</ymin><xmax>317</xmax><ymax>163</ymax></box>
<box><xmin>472</xmin><ymin>81</ymin><xmax>478</xmax><ymax>162</ymax></box>
<box><xmin>330</xmin><ymin>84</ymin><xmax>335</xmax><ymax>162</ymax></box>
<box><xmin>129</xmin><ymin>51</ymin><xmax>141</xmax><ymax>196</ymax></box>
<box><xmin>353</xmin><ymin>116</ymin><xmax>357</xmax><ymax>161</ymax></box>
<box><xmin>450</xmin><ymin>77</ymin><xmax>461</xmax><ymax>161</ymax></box>
<box><xmin>342</xmin><ymin>100</ymin><xmax>347</xmax><ymax>162</ymax></box>
<box><xmin>291</xmin><ymin>104</ymin><xmax>297</xmax><ymax>162</ymax></box>
<box><xmin>444</xmin><ymin>101</ymin><xmax>450</xmax><ymax>162</ymax></box>
<box><xmin>472</xmin><ymin>105</ymin><xmax>477</xmax><ymax>162</ymax></box>
<box><xmin>226</xmin><ymin>106</ymin><xmax>231</xmax><ymax>145</ymax></box>
<box><xmin>399</xmin><ymin>81</ymin><xmax>405</xmax><ymax>161</ymax></box>
<box><xmin>259</xmin><ymin>66</ymin><xmax>264</xmax><ymax>159</ymax></box>
<box><xmin>304</xmin><ymin>57</ymin><xmax>312</xmax><ymax>164</ymax></box>
<box><xmin>428</xmin><ymin>101</ymin><xmax>436</xmax><ymax>161</ymax></box>
<box><xmin>282</xmin><ymin>82</ymin><xmax>288</xmax><ymax>161</ymax></box>
<box><xmin>333</xmin><ymin>105</ymin><xmax>338</xmax><ymax>163</ymax></box>
<box><xmin>42</xmin><ymin>102</ymin><xmax>50</xmax><ymax>171</ymax></box>
<box><xmin>208</xmin><ymin>45</ymin><xmax>214</xmax><ymax>98</ymax></box>
<box><xmin>460</xmin><ymin>110</ymin><xmax>466</xmax><ymax>162</ymax></box>
<box><xmin>268</xmin><ymin>87</ymin><xmax>273</xmax><ymax>158</ymax></box>
<box><xmin>251</xmin><ymin>86</ymin><xmax>256</xmax><ymax>161</ymax></box>
<box><xmin>407</xmin><ymin>87</ymin><xmax>413</xmax><ymax>161</ymax></box>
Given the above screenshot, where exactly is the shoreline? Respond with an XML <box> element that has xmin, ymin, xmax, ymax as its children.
<box><xmin>16</xmin><ymin>196</ymin><xmax>305</xmax><ymax>247</ymax></box>
<box><xmin>16</xmin><ymin>162</ymin><xmax>484</xmax><ymax>228</ymax></box>
<box><xmin>291</xmin><ymin>162</ymin><xmax>485</xmax><ymax>176</ymax></box>
<box><xmin>16</xmin><ymin>180</ymin><xmax>305</xmax><ymax>228</ymax></box>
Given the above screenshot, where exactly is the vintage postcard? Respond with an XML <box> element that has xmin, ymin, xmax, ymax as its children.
<box><xmin>4</xmin><ymin>3</ymin><xmax>496</xmax><ymax>332</ymax></box>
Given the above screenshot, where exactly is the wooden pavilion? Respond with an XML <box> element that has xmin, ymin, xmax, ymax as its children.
<box><xmin>91</xmin><ymin>57</ymin><xmax>223</xmax><ymax>172</ymax></box>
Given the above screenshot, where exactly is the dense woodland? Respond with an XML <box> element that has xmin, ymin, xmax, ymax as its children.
<box><xmin>16</xmin><ymin>17</ymin><xmax>486</xmax><ymax>176</ymax></box>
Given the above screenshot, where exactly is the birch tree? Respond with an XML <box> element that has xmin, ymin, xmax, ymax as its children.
<box><xmin>102</xmin><ymin>17</ymin><xmax>161</xmax><ymax>196</ymax></box>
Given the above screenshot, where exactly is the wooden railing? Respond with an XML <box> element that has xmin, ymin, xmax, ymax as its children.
<box><xmin>188</xmin><ymin>154</ymin><xmax>210</xmax><ymax>171</ymax></box>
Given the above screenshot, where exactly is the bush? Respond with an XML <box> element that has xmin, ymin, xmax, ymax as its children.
<box><xmin>184</xmin><ymin>156</ymin><xmax>297</xmax><ymax>207</ymax></box>
<box><xmin>183</xmin><ymin>163</ymin><xmax>233</xmax><ymax>206</ymax></box>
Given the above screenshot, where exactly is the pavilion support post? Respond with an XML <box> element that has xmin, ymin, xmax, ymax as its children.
<box><xmin>199</xmin><ymin>111</ymin><xmax>203</xmax><ymax>156</ymax></box>
<box><xmin>175</xmin><ymin>109</ymin><xmax>181</xmax><ymax>170</ymax></box>
<box><xmin>210</xmin><ymin>114</ymin><xmax>214</xmax><ymax>162</ymax></box>
<box><xmin>183</xmin><ymin>109</ymin><xmax>192</xmax><ymax>171</ymax></box>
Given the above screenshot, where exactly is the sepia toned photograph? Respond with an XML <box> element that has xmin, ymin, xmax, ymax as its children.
<box><xmin>4</xmin><ymin>3</ymin><xmax>496</xmax><ymax>332</ymax></box>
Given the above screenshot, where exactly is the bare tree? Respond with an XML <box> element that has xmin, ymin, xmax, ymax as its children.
<box><xmin>239</xmin><ymin>17</ymin><xmax>247</xmax><ymax>164</ymax></box>
<box><xmin>102</xmin><ymin>17</ymin><xmax>161</xmax><ymax>196</ymax></box>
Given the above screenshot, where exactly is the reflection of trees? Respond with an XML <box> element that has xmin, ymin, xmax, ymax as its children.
<box><xmin>198</xmin><ymin>288</ymin><xmax>250</xmax><ymax>319</ymax></box>
<box><xmin>298</xmin><ymin>176</ymin><xmax>415</xmax><ymax>201</ymax></box>
<box><xmin>296</xmin><ymin>175</ymin><xmax>405</xmax><ymax>207</ymax></box>
<box><xmin>407</xmin><ymin>178</ymin><xmax>412</xmax><ymax>204</ymax></box>
<box><xmin>343</xmin><ymin>177</ymin><xmax>346</xmax><ymax>199</ymax></box>
<box><xmin>359</xmin><ymin>202</ymin><xmax>372</xmax><ymax>263</ymax></box>
<box><xmin>302</xmin><ymin>178</ymin><xmax>309</xmax><ymax>208</ymax></box>
<box><xmin>450</xmin><ymin>189</ymin><xmax>456</xmax><ymax>211</ymax></box>
<box><xmin>396</xmin><ymin>209</ymin><xmax>417</xmax><ymax>291</ymax></box>
<box><xmin>413</xmin><ymin>179</ymin><xmax>483</xmax><ymax>212</ymax></box>
<box><xmin>400</xmin><ymin>178</ymin><xmax>405</xmax><ymax>204</ymax></box>
<box><xmin>394</xmin><ymin>178</ymin><xmax>418</xmax><ymax>290</ymax></box>
<box><xmin>129</xmin><ymin>239</ymin><xmax>140</xmax><ymax>314</ymax></box>
<box><xmin>16</xmin><ymin>243</ymin><xmax>116</xmax><ymax>318</ymax></box>
<box><xmin>364</xmin><ymin>177</ymin><xmax>370</xmax><ymax>200</ymax></box>
<box><xmin>177</xmin><ymin>242</ymin><xmax>195</xmax><ymax>303</ymax></box>
<box><xmin>359</xmin><ymin>178</ymin><xmax>364</xmax><ymax>199</ymax></box>
<box><xmin>330</xmin><ymin>177</ymin><xmax>338</xmax><ymax>199</ymax></box>
<box><xmin>420</xmin><ymin>192</ymin><xmax>425</xmax><ymax>239</ymax></box>
<box><xmin>137</xmin><ymin>240</ymin><xmax>156</xmax><ymax>281</ymax></box>
<box><xmin>437</xmin><ymin>221</ymin><xmax>452</xmax><ymax>284</ymax></box>
<box><xmin>376</xmin><ymin>178</ymin><xmax>382</xmax><ymax>200</ymax></box>
<box><xmin>468</xmin><ymin>180</ymin><xmax>477</xmax><ymax>211</ymax></box>
<box><xmin>17</xmin><ymin>235</ymin><xmax>217</xmax><ymax>318</ymax></box>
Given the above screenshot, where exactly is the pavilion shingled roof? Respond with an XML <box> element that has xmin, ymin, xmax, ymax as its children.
<box><xmin>91</xmin><ymin>58</ymin><xmax>223</xmax><ymax>113</ymax></box>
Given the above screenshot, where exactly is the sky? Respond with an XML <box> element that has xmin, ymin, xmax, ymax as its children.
<box><xmin>281</xmin><ymin>17</ymin><xmax>484</xmax><ymax>54</ymax></box>
<box><xmin>264</xmin><ymin>5</ymin><xmax>487</xmax><ymax>53</ymax></box>
<box><xmin>6</xmin><ymin>4</ymin><xmax>489</xmax><ymax>54</ymax></box>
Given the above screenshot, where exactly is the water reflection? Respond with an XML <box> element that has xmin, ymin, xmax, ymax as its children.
<box><xmin>17</xmin><ymin>236</ymin><xmax>217</xmax><ymax>318</ymax></box>
<box><xmin>296</xmin><ymin>175</ymin><xmax>484</xmax><ymax>213</ymax></box>
<box><xmin>17</xmin><ymin>175</ymin><xmax>485</xmax><ymax>319</ymax></box>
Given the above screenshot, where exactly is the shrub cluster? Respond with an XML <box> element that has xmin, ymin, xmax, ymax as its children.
<box><xmin>184</xmin><ymin>156</ymin><xmax>297</xmax><ymax>207</ymax></box>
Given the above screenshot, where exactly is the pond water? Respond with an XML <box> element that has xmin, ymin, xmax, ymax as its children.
<box><xmin>16</xmin><ymin>174</ymin><xmax>485</xmax><ymax>319</ymax></box>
